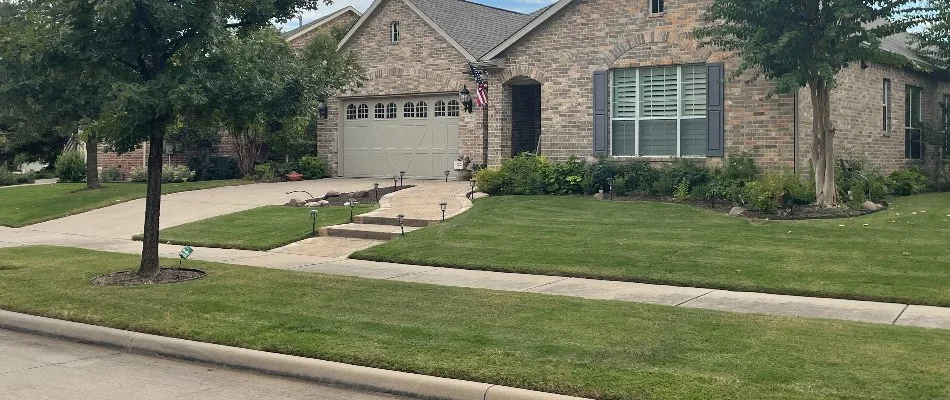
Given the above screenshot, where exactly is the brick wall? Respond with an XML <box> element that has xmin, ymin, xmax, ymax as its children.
<box><xmin>797</xmin><ymin>63</ymin><xmax>950</xmax><ymax>173</ymax></box>
<box><xmin>492</xmin><ymin>0</ymin><xmax>797</xmax><ymax>169</ymax></box>
<box><xmin>287</xmin><ymin>10</ymin><xmax>360</xmax><ymax>49</ymax></box>
<box><xmin>321</xmin><ymin>0</ymin><xmax>483</xmax><ymax>175</ymax></box>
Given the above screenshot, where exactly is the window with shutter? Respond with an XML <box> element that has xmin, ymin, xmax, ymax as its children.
<box><xmin>609</xmin><ymin>65</ymin><xmax>708</xmax><ymax>157</ymax></box>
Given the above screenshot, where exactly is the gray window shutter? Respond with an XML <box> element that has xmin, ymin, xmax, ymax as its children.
<box><xmin>593</xmin><ymin>71</ymin><xmax>608</xmax><ymax>156</ymax></box>
<box><xmin>706</xmin><ymin>63</ymin><xmax>725</xmax><ymax>157</ymax></box>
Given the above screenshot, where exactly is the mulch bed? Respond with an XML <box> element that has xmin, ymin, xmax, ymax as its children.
<box><xmin>287</xmin><ymin>185</ymin><xmax>415</xmax><ymax>207</ymax></box>
<box><xmin>599</xmin><ymin>193</ymin><xmax>883</xmax><ymax>220</ymax></box>
<box><xmin>92</xmin><ymin>268</ymin><xmax>206</xmax><ymax>286</ymax></box>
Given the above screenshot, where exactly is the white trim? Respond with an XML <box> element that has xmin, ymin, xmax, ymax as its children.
<box><xmin>337</xmin><ymin>0</ymin><xmax>477</xmax><ymax>62</ymax></box>
<box><xmin>482</xmin><ymin>0</ymin><xmax>575</xmax><ymax>60</ymax></box>
<box><xmin>285</xmin><ymin>7</ymin><xmax>362</xmax><ymax>43</ymax></box>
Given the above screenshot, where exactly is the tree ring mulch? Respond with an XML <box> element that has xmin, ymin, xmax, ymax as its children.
<box><xmin>92</xmin><ymin>268</ymin><xmax>206</xmax><ymax>286</ymax></box>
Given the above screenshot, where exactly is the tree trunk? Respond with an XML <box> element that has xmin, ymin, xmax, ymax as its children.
<box><xmin>809</xmin><ymin>81</ymin><xmax>837</xmax><ymax>207</ymax></box>
<box><xmin>231</xmin><ymin>129</ymin><xmax>262</xmax><ymax>177</ymax></box>
<box><xmin>137</xmin><ymin>121</ymin><xmax>164</xmax><ymax>278</ymax></box>
<box><xmin>85</xmin><ymin>133</ymin><xmax>101</xmax><ymax>189</ymax></box>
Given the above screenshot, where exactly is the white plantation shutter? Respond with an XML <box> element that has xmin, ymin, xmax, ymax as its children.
<box><xmin>641</xmin><ymin>67</ymin><xmax>678</xmax><ymax>117</ymax></box>
<box><xmin>682</xmin><ymin>65</ymin><xmax>707</xmax><ymax>116</ymax></box>
<box><xmin>612</xmin><ymin>69</ymin><xmax>637</xmax><ymax>118</ymax></box>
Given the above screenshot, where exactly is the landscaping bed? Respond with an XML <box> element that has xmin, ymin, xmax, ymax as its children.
<box><xmin>600</xmin><ymin>193</ymin><xmax>883</xmax><ymax>220</ymax></box>
<box><xmin>0</xmin><ymin>180</ymin><xmax>248</xmax><ymax>227</ymax></box>
<box><xmin>139</xmin><ymin>204</ymin><xmax>378</xmax><ymax>251</ymax></box>
<box><xmin>353</xmin><ymin>193</ymin><xmax>950</xmax><ymax>306</ymax></box>
<box><xmin>286</xmin><ymin>184</ymin><xmax>414</xmax><ymax>207</ymax></box>
<box><xmin>0</xmin><ymin>246</ymin><xmax>947</xmax><ymax>400</ymax></box>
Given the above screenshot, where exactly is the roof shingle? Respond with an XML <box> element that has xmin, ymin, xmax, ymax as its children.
<box><xmin>410</xmin><ymin>0</ymin><xmax>536</xmax><ymax>58</ymax></box>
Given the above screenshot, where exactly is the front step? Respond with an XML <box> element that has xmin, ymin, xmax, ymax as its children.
<box><xmin>321</xmin><ymin>223</ymin><xmax>421</xmax><ymax>241</ymax></box>
<box><xmin>354</xmin><ymin>215</ymin><xmax>434</xmax><ymax>227</ymax></box>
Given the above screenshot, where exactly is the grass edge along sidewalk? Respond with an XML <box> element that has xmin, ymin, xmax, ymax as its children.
<box><xmin>352</xmin><ymin>193</ymin><xmax>950</xmax><ymax>307</ymax></box>
<box><xmin>0</xmin><ymin>180</ymin><xmax>248</xmax><ymax>228</ymax></box>
<box><xmin>132</xmin><ymin>204</ymin><xmax>377</xmax><ymax>251</ymax></box>
<box><xmin>0</xmin><ymin>246</ymin><xmax>948</xmax><ymax>400</ymax></box>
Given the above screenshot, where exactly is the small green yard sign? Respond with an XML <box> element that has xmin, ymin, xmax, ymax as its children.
<box><xmin>179</xmin><ymin>246</ymin><xmax>193</xmax><ymax>260</ymax></box>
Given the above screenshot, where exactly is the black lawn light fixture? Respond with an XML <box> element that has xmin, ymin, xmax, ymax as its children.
<box><xmin>393</xmin><ymin>175</ymin><xmax>398</xmax><ymax>190</ymax></box>
<box><xmin>607</xmin><ymin>177</ymin><xmax>614</xmax><ymax>201</ymax></box>
<box><xmin>439</xmin><ymin>202</ymin><xmax>447</xmax><ymax>221</ymax></box>
<box><xmin>397</xmin><ymin>214</ymin><xmax>406</xmax><ymax>236</ymax></box>
<box><xmin>373</xmin><ymin>182</ymin><xmax>380</xmax><ymax>203</ymax></box>
<box><xmin>349</xmin><ymin>199</ymin><xmax>358</xmax><ymax>222</ymax></box>
<box><xmin>310</xmin><ymin>209</ymin><xmax>319</xmax><ymax>237</ymax></box>
<box><xmin>444</xmin><ymin>170</ymin><xmax>450</xmax><ymax>182</ymax></box>
<box><xmin>399</xmin><ymin>170</ymin><xmax>405</xmax><ymax>187</ymax></box>
<box><xmin>470</xmin><ymin>178</ymin><xmax>476</xmax><ymax>193</ymax></box>
<box><xmin>459</xmin><ymin>86</ymin><xmax>474</xmax><ymax>113</ymax></box>
<box><xmin>317</xmin><ymin>100</ymin><xmax>328</xmax><ymax>120</ymax></box>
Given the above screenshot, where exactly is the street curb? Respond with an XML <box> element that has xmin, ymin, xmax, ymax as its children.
<box><xmin>0</xmin><ymin>310</ymin><xmax>589</xmax><ymax>400</ymax></box>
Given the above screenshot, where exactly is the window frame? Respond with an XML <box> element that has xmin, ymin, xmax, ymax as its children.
<box><xmin>447</xmin><ymin>100</ymin><xmax>461</xmax><ymax>117</ymax></box>
<box><xmin>345</xmin><ymin>104</ymin><xmax>357</xmax><ymax>120</ymax></box>
<box><xmin>905</xmin><ymin>85</ymin><xmax>923</xmax><ymax>160</ymax></box>
<box><xmin>882</xmin><ymin>79</ymin><xmax>891</xmax><ymax>134</ymax></box>
<box><xmin>386</xmin><ymin>102</ymin><xmax>397</xmax><ymax>119</ymax></box>
<box><xmin>391</xmin><ymin>22</ymin><xmax>400</xmax><ymax>44</ymax></box>
<box><xmin>434</xmin><ymin>100</ymin><xmax>446</xmax><ymax>117</ymax></box>
<box><xmin>356</xmin><ymin>104</ymin><xmax>369</xmax><ymax>119</ymax></box>
<box><xmin>650</xmin><ymin>0</ymin><xmax>665</xmax><ymax>14</ymax></box>
<box><xmin>403</xmin><ymin>101</ymin><xmax>415</xmax><ymax>118</ymax></box>
<box><xmin>374</xmin><ymin>103</ymin><xmax>386</xmax><ymax>119</ymax></box>
<box><xmin>415</xmin><ymin>101</ymin><xmax>428</xmax><ymax>118</ymax></box>
<box><xmin>608</xmin><ymin>65</ymin><xmax>708</xmax><ymax>158</ymax></box>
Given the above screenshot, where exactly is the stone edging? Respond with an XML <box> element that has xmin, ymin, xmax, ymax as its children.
<box><xmin>0</xmin><ymin>309</ymin><xmax>589</xmax><ymax>400</ymax></box>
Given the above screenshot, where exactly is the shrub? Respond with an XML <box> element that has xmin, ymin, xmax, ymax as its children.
<box><xmin>721</xmin><ymin>151</ymin><xmax>759</xmax><ymax>184</ymax></box>
<box><xmin>162</xmin><ymin>165</ymin><xmax>194</xmax><ymax>183</ymax></box>
<box><xmin>102</xmin><ymin>167</ymin><xmax>125</xmax><ymax>182</ymax></box>
<box><xmin>55</xmin><ymin>151</ymin><xmax>86</xmax><ymax>183</ymax></box>
<box><xmin>298</xmin><ymin>156</ymin><xmax>328</xmax><ymax>180</ymax></box>
<box><xmin>546</xmin><ymin>156</ymin><xmax>586</xmax><ymax>195</ymax></box>
<box><xmin>33</xmin><ymin>168</ymin><xmax>57</xmax><ymax>180</ymax></box>
<box><xmin>0</xmin><ymin>166</ymin><xmax>15</xmax><ymax>186</ymax></box>
<box><xmin>673</xmin><ymin>179</ymin><xmax>691</xmax><ymax>201</ymax></box>
<box><xmin>495</xmin><ymin>153</ymin><xmax>551</xmax><ymax>195</ymax></box>
<box><xmin>613</xmin><ymin>160</ymin><xmax>659</xmax><ymax>196</ymax></box>
<box><xmin>129</xmin><ymin>167</ymin><xmax>147</xmax><ymax>182</ymax></box>
<box><xmin>742</xmin><ymin>176</ymin><xmax>784</xmax><ymax>212</ymax></box>
<box><xmin>253</xmin><ymin>163</ymin><xmax>276</xmax><ymax>182</ymax></box>
<box><xmin>654</xmin><ymin>159</ymin><xmax>711</xmax><ymax>196</ymax></box>
<box><xmin>585</xmin><ymin>158</ymin><xmax>619</xmax><ymax>194</ymax></box>
<box><xmin>14</xmin><ymin>173</ymin><xmax>34</xmax><ymax>184</ymax></box>
<box><xmin>188</xmin><ymin>155</ymin><xmax>241</xmax><ymax>181</ymax></box>
<box><xmin>271</xmin><ymin>160</ymin><xmax>299</xmax><ymax>179</ymax></box>
<box><xmin>474</xmin><ymin>168</ymin><xmax>504</xmax><ymax>194</ymax></box>
<box><xmin>889</xmin><ymin>168</ymin><xmax>928</xmax><ymax>196</ymax></box>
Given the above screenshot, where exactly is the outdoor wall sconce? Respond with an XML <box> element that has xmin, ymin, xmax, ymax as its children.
<box><xmin>439</xmin><ymin>202</ymin><xmax>447</xmax><ymax>221</ymax></box>
<box><xmin>399</xmin><ymin>171</ymin><xmax>405</xmax><ymax>187</ymax></box>
<box><xmin>397</xmin><ymin>214</ymin><xmax>405</xmax><ymax>236</ymax></box>
<box><xmin>310</xmin><ymin>209</ymin><xmax>319</xmax><ymax>237</ymax></box>
<box><xmin>459</xmin><ymin>86</ymin><xmax>474</xmax><ymax>113</ymax></box>
<box><xmin>444</xmin><ymin>170</ymin><xmax>451</xmax><ymax>182</ymax></box>
<box><xmin>373</xmin><ymin>183</ymin><xmax>380</xmax><ymax>203</ymax></box>
<box><xmin>317</xmin><ymin>101</ymin><xmax>328</xmax><ymax>119</ymax></box>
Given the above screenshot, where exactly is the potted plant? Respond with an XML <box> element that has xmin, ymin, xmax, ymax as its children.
<box><xmin>286</xmin><ymin>171</ymin><xmax>303</xmax><ymax>181</ymax></box>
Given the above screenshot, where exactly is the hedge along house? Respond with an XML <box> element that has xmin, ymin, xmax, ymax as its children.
<box><xmin>320</xmin><ymin>0</ymin><xmax>950</xmax><ymax>179</ymax></box>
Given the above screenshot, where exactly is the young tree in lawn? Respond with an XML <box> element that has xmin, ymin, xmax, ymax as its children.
<box><xmin>0</xmin><ymin>1</ymin><xmax>108</xmax><ymax>187</ymax></box>
<box><xmin>694</xmin><ymin>0</ymin><xmax>924</xmax><ymax>206</ymax></box>
<box><xmin>211</xmin><ymin>28</ymin><xmax>362</xmax><ymax>177</ymax></box>
<box><xmin>11</xmin><ymin>0</ymin><xmax>328</xmax><ymax>278</ymax></box>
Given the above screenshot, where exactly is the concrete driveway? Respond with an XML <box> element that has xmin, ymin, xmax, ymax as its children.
<box><xmin>26</xmin><ymin>178</ymin><xmax>403</xmax><ymax>239</ymax></box>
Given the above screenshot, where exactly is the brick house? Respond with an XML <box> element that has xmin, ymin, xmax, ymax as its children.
<box><xmin>95</xmin><ymin>7</ymin><xmax>362</xmax><ymax>176</ymax></box>
<box><xmin>318</xmin><ymin>0</ymin><xmax>950</xmax><ymax>179</ymax></box>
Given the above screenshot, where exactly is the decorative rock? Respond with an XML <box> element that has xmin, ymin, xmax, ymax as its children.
<box><xmin>286</xmin><ymin>199</ymin><xmax>302</xmax><ymax>207</ymax></box>
<box><xmin>323</xmin><ymin>190</ymin><xmax>341</xmax><ymax>199</ymax></box>
<box><xmin>304</xmin><ymin>202</ymin><xmax>321</xmax><ymax>207</ymax></box>
<box><xmin>861</xmin><ymin>201</ymin><xmax>883</xmax><ymax>211</ymax></box>
<box><xmin>472</xmin><ymin>192</ymin><xmax>489</xmax><ymax>199</ymax></box>
<box><xmin>593</xmin><ymin>192</ymin><xmax>606</xmax><ymax>200</ymax></box>
<box><xmin>728</xmin><ymin>207</ymin><xmax>747</xmax><ymax>216</ymax></box>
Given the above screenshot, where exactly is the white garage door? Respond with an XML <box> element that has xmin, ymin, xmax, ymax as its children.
<box><xmin>342</xmin><ymin>95</ymin><xmax>460</xmax><ymax>179</ymax></box>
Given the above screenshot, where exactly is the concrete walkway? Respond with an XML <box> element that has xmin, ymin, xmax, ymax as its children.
<box><xmin>0</xmin><ymin>178</ymin><xmax>57</xmax><ymax>189</ymax></box>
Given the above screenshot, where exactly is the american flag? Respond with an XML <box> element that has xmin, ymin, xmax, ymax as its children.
<box><xmin>469</xmin><ymin>63</ymin><xmax>488</xmax><ymax>107</ymax></box>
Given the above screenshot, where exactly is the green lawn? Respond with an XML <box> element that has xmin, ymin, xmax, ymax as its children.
<box><xmin>139</xmin><ymin>204</ymin><xmax>377</xmax><ymax>250</ymax></box>
<box><xmin>0</xmin><ymin>246</ymin><xmax>947</xmax><ymax>400</ymax></box>
<box><xmin>0</xmin><ymin>180</ymin><xmax>247</xmax><ymax>227</ymax></box>
<box><xmin>353</xmin><ymin>193</ymin><xmax>950</xmax><ymax>307</ymax></box>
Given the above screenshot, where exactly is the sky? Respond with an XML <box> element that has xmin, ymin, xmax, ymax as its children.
<box><xmin>275</xmin><ymin>0</ymin><xmax>557</xmax><ymax>31</ymax></box>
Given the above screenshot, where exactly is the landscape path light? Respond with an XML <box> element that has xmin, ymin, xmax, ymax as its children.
<box><xmin>349</xmin><ymin>199</ymin><xmax>358</xmax><ymax>222</ymax></box>
<box><xmin>444</xmin><ymin>170</ymin><xmax>450</xmax><ymax>182</ymax></box>
<box><xmin>373</xmin><ymin>183</ymin><xmax>380</xmax><ymax>203</ymax></box>
<box><xmin>607</xmin><ymin>177</ymin><xmax>614</xmax><ymax>201</ymax></box>
<box><xmin>311</xmin><ymin>209</ymin><xmax>318</xmax><ymax>237</ymax></box>
<box><xmin>393</xmin><ymin>175</ymin><xmax>398</xmax><ymax>191</ymax></box>
<box><xmin>439</xmin><ymin>202</ymin><xmax>447</xmax><ymax>221</ymax></box>
<box><xmin>397</xmin><ymin>214</ymin><xmax>405</xmax><ymax>236</ymax></box>
<box><xmin>399</xmin><ymin>171</ymin><xmax>405</xmax><ymax>187</ymax></box>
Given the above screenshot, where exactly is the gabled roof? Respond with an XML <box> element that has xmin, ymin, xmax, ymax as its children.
<box><xmin>482</xmin><ymin>0</ymin><xmax>573</xmax><ymax>60</ymax></box>
<box><xmin>283</xmin><ymin>6</ymin><xmax>362</xmax><ymax>42</ymax></box>
<box><xmin>337</xmin><ymin>0</ymin><xmax>538</xmax><ymax>60</ymax></box>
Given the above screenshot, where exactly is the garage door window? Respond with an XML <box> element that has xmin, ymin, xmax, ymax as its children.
<box><xmin>374</xmin><ymin>103</ymin><xmax>386</xmax><ymax>119</ymax></box>
<box><xmin>435</xmin><ymin>101</ymin><xmax>446</xmax><ymax>117</ymax></box>
<box><xmin>448</xmin><ymin>100</ymin><xmax>460</xmax><ymax>117</ymax></box>
<box><xmin>346</xmin><ymin>104</ymin><xmax>357</xmax><ymax>120</ymax></box>
<box><xmin>416</xmin><ymin>101</ymin><xmax>428</xmax><ymax>118</ymax></box>
<box><xmin>404</xmin><ymin>102</ymin><xmax>415</xmax><ymax>118</ymax></box>
<box><xmin>387</xmin><ymin>103</ymin><xmax>397</xmax><ymax>119</ymax></box>
<box><xmin>357</xmin><ymin>104</ymin><xmax>369</xmax><ymax>119</ymax></box>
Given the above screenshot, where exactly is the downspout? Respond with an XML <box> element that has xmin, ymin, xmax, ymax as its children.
<box><xmin>793</xmin><ymin>90</ymin><xmax>799</xmax><ymax>175</ymax></box>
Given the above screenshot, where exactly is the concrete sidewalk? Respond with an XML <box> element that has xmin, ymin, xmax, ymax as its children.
<box><xmin>1</xmin><ymin>225</ymin><xmax>948</xmax><ymax>330</ymax></box>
